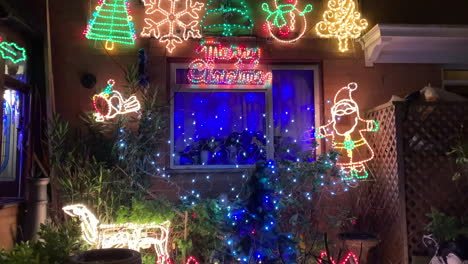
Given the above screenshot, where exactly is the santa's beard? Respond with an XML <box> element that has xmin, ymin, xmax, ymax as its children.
<box><xmin>333</xmin><ymin>113</ymin><xmax>359</xmax><ymax>135</ymax></box>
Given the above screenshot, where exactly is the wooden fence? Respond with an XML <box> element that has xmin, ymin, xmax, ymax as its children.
<box><xmin>358</xmin><ymin>102</ymin><xmax>468</xmax><ymax>264</ymax></box>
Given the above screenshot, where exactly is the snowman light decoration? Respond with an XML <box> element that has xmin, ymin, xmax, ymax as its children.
<box><xmin>316</xmin><ymin>82</ymin><xmax>379</xmax><ymax>181</ymax></box>
<box><xmin>262</xmin><ymin>0</ymin><xmax>313</xmax><ymax>43</ymax></box>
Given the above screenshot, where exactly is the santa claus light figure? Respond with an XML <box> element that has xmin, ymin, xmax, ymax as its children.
<box><xmin>316</xmin><ymin>82</ymin><xmax>379</xmax><ymax>180</ymax></box>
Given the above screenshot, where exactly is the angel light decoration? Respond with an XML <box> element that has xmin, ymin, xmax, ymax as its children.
<box><xmin>316</xmin><ymin>82</ymin><xmax>378</xmax><ymax>181</ymax></box>
<box><xmin>92</xmin><ymin>79</ymin><xmax>141</xmax><ymax>122</ymax></box>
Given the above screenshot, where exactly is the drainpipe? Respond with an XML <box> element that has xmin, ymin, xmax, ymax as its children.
<box><xmin>24</xmin><ymin>0</ymin><xmax>55</xmax><ymax>240</ymax></box>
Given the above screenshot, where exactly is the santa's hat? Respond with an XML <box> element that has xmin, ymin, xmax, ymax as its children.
<box><xmin>334</xmin><ymin>82</ymin><xmax>358</xmax><ymax>104</ymax></box>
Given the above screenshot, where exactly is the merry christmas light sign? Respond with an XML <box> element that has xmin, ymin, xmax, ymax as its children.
<box><xmin>316</xmin><ymin>82</ymin><xmax>378</xmax><ymax>181</ymax></box>
<box><xmin>187</xmin><ymin>40</ymin><xmax>272</xmax><ymax>85</ymax></box>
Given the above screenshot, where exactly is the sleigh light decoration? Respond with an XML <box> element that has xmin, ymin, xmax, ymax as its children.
<box><xmin>92</xmin><ymin>79</ymin><xmax>141</xmax><ymax>122</ymax></box>
<box><xmin>316</xmin><ymin>82</ymin><xmax>379</xmax><ymax>181</ymax></box>
<box><xmin>63</xmin><ymin>204</ymin><xmax>170</xmax><ymax>261</ymax></box>
<box><xmin>187</xmin><ymin>40</ymin><xmax>272</xmax><ymax>86</ymax></box>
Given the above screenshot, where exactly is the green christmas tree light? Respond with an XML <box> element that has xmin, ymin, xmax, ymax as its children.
<box><xmin>200</xmin><ymin>0</ymin><xmax>254</xmax><ymax>37</ymax></box>
<box><xmin>84</xmin><ymin>0</ymin><xmax>137</xmax><ymax>50</ymax></box>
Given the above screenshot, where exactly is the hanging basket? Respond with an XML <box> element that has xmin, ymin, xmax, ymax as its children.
<box><xmin>69</xmin><ymin>248</ymin><xmax>141</xmax><ymax>264</ymax></box>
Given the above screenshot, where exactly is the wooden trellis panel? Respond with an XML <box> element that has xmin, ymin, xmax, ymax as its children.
<box><xmin>362</xmin><ymin>102</ymin><xmax>468</xmax><ymax>264</ymax></box>
<box><xmin>362</xmin><ymin>103</ymin><xmax>407</xmax><ymax>264</ymax></box>
<box><xmin>401</xmin><ymin>103</ymin><xmax>468</xmax><ymax>258</ymax></box>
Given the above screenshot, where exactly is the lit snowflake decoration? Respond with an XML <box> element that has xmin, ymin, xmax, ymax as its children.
<box><xmin>141</xmin><ymin>0</ymin><xmax>204</xmax><ymax>53</ymax></box>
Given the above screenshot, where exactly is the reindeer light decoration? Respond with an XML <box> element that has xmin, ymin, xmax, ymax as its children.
<box><xmin>63</xmin><ymin>204</ymin><xmax>170</xmax><ymax>261</ymax></box>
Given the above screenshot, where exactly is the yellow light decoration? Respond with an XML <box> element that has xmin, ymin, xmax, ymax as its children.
<box><xmin>92</xmin><ymin>79</ymin><xmax>141</xmax><ymax>122</ymax></box>
<box><xmin>141</xmin><ymin>0</ymin><xmax>204</xmax><ymax>53</ymax></box>
<box><xmin>315</xmin><ymin>0</ymin><xmax>368</xmax><ymax>52</ymax></box>
<box><xmin>315</xmin><ymin>82</ymin><xmax>378</xmax><ymax>181</ymax></box>
<box><xmin>63</xmin><ymin>204</ymin><xmax>171</xmax><ymax>262</ymax></box>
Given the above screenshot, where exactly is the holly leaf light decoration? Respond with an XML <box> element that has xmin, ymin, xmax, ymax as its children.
<box><xmin>84</xmin><ymin>0</ymin><xmax>137</xmax><ymax>51</ymax></box>
<box><xmin>315</xmin><ymin>0</ymin><xmax>368</xmax><ymax>52</ymax></box>
<box><xmin>0</xmin><ymin>39</ymin><xmax>27</xmax><ymax>64</ymax></box>
<box><xmin>141</xmin><ymin>0</ymin><xmax>204</xmax><ymax>53</ymax></box>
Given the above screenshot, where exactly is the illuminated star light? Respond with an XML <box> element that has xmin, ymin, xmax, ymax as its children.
<box><xmin>92</xmin><ymin>79</ymin><xmax>141</xmax><ymax>122</ymax></box>
<box><xmin>315</xmin><ymin>82</ymin><xmax>378</xmax><ymax>181</ymax></box>
<box><xmin>63</xmin><ymin>204</ymin><xmax>171</xmax><ymax>262</ymax></box>
<box><xmin>315</xmin><ymin>0</ymin><xmax>368</xmax><ymax>52</ymax></box>
<box><xmin>141</xmin><ymin>0</ymin><xmax>204</xmax><ymax>53</ymax></box>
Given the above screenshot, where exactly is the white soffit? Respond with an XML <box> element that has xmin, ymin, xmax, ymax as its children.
<box><xmin>360</xmin><ymin>24</ymin><xmax>468</xmax><ymax>67</ymax></box>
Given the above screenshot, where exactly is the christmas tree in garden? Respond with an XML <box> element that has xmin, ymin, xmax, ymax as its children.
<box><xmin>200</xmin><ymin>0</ymin><xmax>254</xmax><ymax>36</ymax></box>
<box><xmin>224</xmin><ymin>161</ymin><xmax>297</xmax><ymax>264</ymax></box>
<box><xmin>84</xmin><ymin>0</ymin><xmax>137</xmax><ymax>50</ymax></box>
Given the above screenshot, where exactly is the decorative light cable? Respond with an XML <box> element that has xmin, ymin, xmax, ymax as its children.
<box><xmin>200</xmin><ymin>0</ymin><xmax>253</xmax><ymax>37</ymax></box>
<box><xmin>0</xmin><ymin>38</ymin><xmax>27</xmax><ymax>64</ymax></box>
<box><xmin>318</xmin><ymin>251</ymin><xmax>360</xmax><ymax>264</ymax></box>
<box><xmin>187</xmin><ymin>40</ymin><xmax>272</xmax><ymax>85</ymax></box>
<box><xmin>84</xmin><ymin>0</ymin><xmax>137</xmax><ymax>50</ymax></box>
<box><xmin>63</xmin><ymin>204</ymin><xmax>170</xmax><ymax>261</ymax></box>
<box><xmin>157</xmin><ymin>255</ymin><xmax>200</xmax><ymax>264</ymax></box>
<box><xmin>262</xmin><ymin>0</ymin><xmax>313</xmax><ymax>43</ymax></box>
<box><xmin>315</xmin><ymin>0</ymin><xmax>368</xmax><ymax>52</ymax></box>
<box><xmin>141</xmin><ymin>0</ymin><xmax>204</xmax><ymax>53</ymax></box>
<box><xmin>92</xmin><ymin>79</ymin><xmax>141</xmax><ymax>122</ymax></box>
<box><xmin>315</xmin><ymin>82</ymin><xmax>378</xmax><ymax>181</ymax></box>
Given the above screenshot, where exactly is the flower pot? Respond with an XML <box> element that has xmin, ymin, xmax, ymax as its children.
<box><xmin>339</xmin><ymin>233</ymin><xmax>379</xmax><ymax>264</ymax></box>
<box><xmin>200</xmin><ymin>150</ymin><xmax>211</xmax><ymax>165</ymax></box>
<box><xmin>70</xmin><ymin>248</ymin><xmax>141</xmax><ymax>264</ymax></box>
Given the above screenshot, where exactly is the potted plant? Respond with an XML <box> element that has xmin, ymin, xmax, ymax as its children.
<box><xmin>331</xmin><ymin>209</ymin><xmax>379</xmax><ymax>264</ymax></box>
<box><xmin>423</xmin><ymin>209</ymin><xmax>468</xmax><ymax>264</ymax></box>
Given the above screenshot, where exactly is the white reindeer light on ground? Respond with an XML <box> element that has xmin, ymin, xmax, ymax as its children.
<box><xmin>63</xmin><ymin>204</ymin><xmax>170</xmax><ymax>261</ymax></box>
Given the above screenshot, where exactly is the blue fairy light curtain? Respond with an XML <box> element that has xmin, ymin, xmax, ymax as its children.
<box><xmin>174</xmin><ymin>92</ymin><xmax>267</xmax><ymax>166</ymax></box>
<box><xmin>173</xmin><ymin>69</ymin><xmax>315</xmax><ymax>167</ymax></box>
<box><xmin>272</xmin><ymin>70</ymin><xmax>315</xmax><ymax>161</ymax></box>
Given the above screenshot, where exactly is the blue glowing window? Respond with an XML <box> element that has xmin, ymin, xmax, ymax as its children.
<box><xmin>272</xmin><ymin>70</ymin><xmax>315</xmax><ymax>161</ymax></box>
<box><xmin>0</xmin><ymin>89</ymin><xmax>23</xmax><ymax>181</ymax></box>
<box><xmin>171</xmin><ymin>67</ymin><xmax>317</xmax><ymax>168</ymax></box>
<box><xmin>173</xmin><ymin>91</ymin><xmax>267</xmax><ymax>166</ymax></box>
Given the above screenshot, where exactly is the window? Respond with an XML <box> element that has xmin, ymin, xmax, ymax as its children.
<box><xmin>0</xmin><ymin>89</ymin><xmax>24</xmax><ymax>182</ymax></box>
<box><xmin>443</xmin><ymin>68</ymin><xmax>468</xmax><ymax>97</ymax></box>
<box><xmin>170</xmin><ymin>63</ymin><xmax>320</xmax><ymax>169</ymax></box>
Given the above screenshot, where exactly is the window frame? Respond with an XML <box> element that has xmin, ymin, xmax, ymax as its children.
<box><xmin>169</xmin><ymin>63</ymin><xmax>321</xmax><ymax>170</ymax></box>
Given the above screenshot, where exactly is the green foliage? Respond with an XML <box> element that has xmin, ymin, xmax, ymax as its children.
<box><xmin>116</xmin><ymin>197</ymin><xmax>176</xmax><ymax>224</ymax></box>
<box><xmin>48</xmin><ymin>114</ymin><xmax>133</xmax><ymax>222</ymax></box>
<box><xmin>0</xmin><ymin>242</ymin><xmax>41</xmax><ymax>264</ymax></box>
<box><xmin>141</xmin><ymin>253</ymin><xmax>156</xmax><ymax>264</ymax></box>
<box><xmin>448</xmin><ymin>140</ymin><xmax>468</xmax><ymax>181</ymax></box>
<box><xmin>0</xmin><ymin>221</ymin><xmax>84</xmax><ymax>264</ymax></box>
<box><xmin>56</xmin><ymin>152</ymin><xmax>132</xmax><ymax>222</ymax></box>
<box><xmin>175</xmin><ymin>200</ymin><xmax>225</xmax><ymax>262</ymax></box>
<box><xmin>425</xmin><ymin>209</ymin><xmax>468</xmax><ymax>242</ymax></box>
